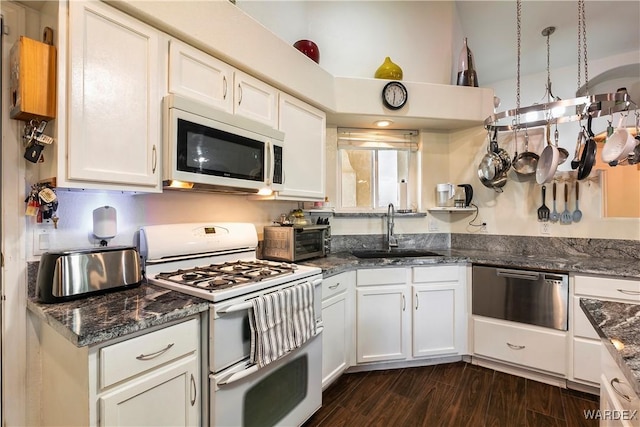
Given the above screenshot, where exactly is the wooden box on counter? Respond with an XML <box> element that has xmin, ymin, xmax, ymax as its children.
<box><xmin>9</xmin><ymin>36</ymin><xmax>57</xmax><ymax>121</ymax></box>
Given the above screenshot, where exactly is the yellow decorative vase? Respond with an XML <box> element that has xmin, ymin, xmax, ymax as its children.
<box><xmin>374</xmin><ymin>57</ymin><xmax>403</xmax><ymax>80</ymax></box>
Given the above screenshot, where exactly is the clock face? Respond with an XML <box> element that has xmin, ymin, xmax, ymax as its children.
<box><xmin>382</xmin><ymin>81</ymin><xmax>408</xmax><ymax>110</ymax></box>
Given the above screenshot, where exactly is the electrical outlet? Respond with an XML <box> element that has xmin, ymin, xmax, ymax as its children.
<box><xmin>540</xmin><ymin>222</ymin><xmax>551</xmax><ymax>235</ymax></box>
<box><xmin>480</xmin><ymin>223</ymin><xmax>488</xmax><ymax>233</ymax></box>
<box><xmin>33</xmin><ymin>228</ymin><xmax>52</xmax><ymax>256</ymax></box>
<box><xmin>428</xmin><ymin>218</ymin><xmax>439</xmax><ymax>232</ymax></box>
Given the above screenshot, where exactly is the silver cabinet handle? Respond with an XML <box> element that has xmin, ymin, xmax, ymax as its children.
<box><xmin>328</xmin><ymin>283</ymin><xmax>340</xmax><ymax>290</ymax></box>
<box><xmin>237</xmin><ymin>83</ymin><xmax>242</xmax><ymax>105</ymax></box>
<box><xmin>190</xmin><ymin>373</ymin><xmax>197</xmax><ymax>406</ymax></box>
<box><xmin>222</xmin><ymin>75</ymin><xmax>227</xmax><ymax>100</ymax></box>
<box><xmin>151</xmin><ymin>145</ymin><xmax>157</xmax><ymax>174</ymax></box>
<box><xmin>610</xmin><ymin>378</ymin><xmax>631</xmax><ymax>402</ymax></box>
<box><xmin>136</xmin><ymin>343</ymin><xmax>174</xmax><ymax>360</ymax></box>
<box><xmin>506</xmin><ymin>342</ymin><xmax>525</xmax><ymax>350</ymax></box>
<box><xmin>402</xmin><ymin>294</ymin><xmax>406</xmax><ymax>311</ymax></box>
<box><xmin>617</xmin><ymin>289</ymin><xmax>640</xmax><ymax>296</ymax></box>
<box><xmin>415</xmin><ymin>293</ymin><xmax>419</xmax><ymax>310</ymax></box>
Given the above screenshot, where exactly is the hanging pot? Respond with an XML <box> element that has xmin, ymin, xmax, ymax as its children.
<box><xmin>478</xmin><ymin>129</ymin><xmax>508</xmax><ymax>190</ymax></box>
<box><xmin>577</xmin><ymin>115</ymin><xmax>596</xmax><ymax>180</ymax></box>
<box><xmin>512</xmin><ymin>129</ymin><xmax>539</xmax><ymax>176</ymax></box>
<box><xmin>536</xmin><ymin>123</ymin><xmax>559</xmax><ymax>184</ymax></box>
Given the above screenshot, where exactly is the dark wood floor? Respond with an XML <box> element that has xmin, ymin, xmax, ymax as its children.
<box><xmin>304</xmin><ymin>361</ymin><xmax>600</xmax><ymax>427</ymax></box>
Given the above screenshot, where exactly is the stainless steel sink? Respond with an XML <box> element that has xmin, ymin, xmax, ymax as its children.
<box><xmin>351</xmin><ymin>249</ymin><xmax>444</xmax><ymax>259</ymax></box>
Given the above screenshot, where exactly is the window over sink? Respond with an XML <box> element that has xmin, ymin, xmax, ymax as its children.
<box><xmin>337</xmin><ymin>129</ymin><xmax>420</xmax><ymax>211</ymax></box>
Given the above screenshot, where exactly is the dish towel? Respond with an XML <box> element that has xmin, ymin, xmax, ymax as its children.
<box><xmin>248</xmin><ymin>281</ymin><xmax>316</xmax><ymax>368</ymax></box>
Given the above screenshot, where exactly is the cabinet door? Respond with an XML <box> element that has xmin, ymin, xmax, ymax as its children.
<box><xmin>322</xmin><ymin>291</ymin><xmax>348</xmax><ymax>388</ymax></box>
<box><xmin>233</xmin><ymin>70</ymin><xmax>277</xmax><ymax>128</ymax></box>
<box><xmin>277</xmin><ymin>93</ymin><xmax>326</xmax><ymax>200</ymax></box>
<box><xmin>67</xmin><ymin>1</ymin><xmax>162</xmax><ymax>191</ymax></box>
<box><xmin>413</xmin><ymin>282</ymin><xmax>463</xmax><ymax>357</ymax></box>
<box><xmin>573</xmin><ymin>338</ymin><xmax>601</xmax><ymax>385</ymax></box>
<box><xmin>100</xmin><ymin>355</ymin><xmax>199</xmax><ymax>427</ymax></box>
<box><xmin>356</xmin><ymin>285</ymin><xmax>409</xmax><ymax>363</ymax></box>
<box><xmin>168</xmin><ymin>39</ymin><xmax>233</xmax><ymax>113</ymax></box>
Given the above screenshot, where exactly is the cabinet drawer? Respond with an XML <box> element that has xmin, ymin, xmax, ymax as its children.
<box><xmin>322</xmin><ymin>272</ymin><xmax>353</xmax><ymax>300</ymax></box>
<box><xmin>601</xmin><ymin>346</ymin><xmax>640</xmax><ymax>420</ymax></box>
<box><xmin>100</xmin><ymin>319</ymin><xmax>198</xmax><ymax>389</ymax></box>
<box><xmin>575</xmin><ymin>275</ymin><xmax>640</xmax><ymax>303</ymax></box>
<box><xmin>473</xmin><ymin>317</ymin><xmax>567</xmax><ymax>375</ymax></box>
<box><xmin>573</xmin><ymin>338</ymin><xmax>601</xmax><ymax>385</ymax></box>
<box><xmin>412</xmin><ymin>265</ymin><xmax>459</xmax><ymax>283</ymax></box>
<box><xmin>357</xmin><ymin>268</ymin><xmax>406</xmax><ymax>286</ymax></box>
<box><xmin>573</xmin><ymin>297</ymin><xmax>601</xmax><ymax>339</ymax></box>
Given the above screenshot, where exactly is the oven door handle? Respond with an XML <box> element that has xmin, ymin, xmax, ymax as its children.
<box><xmin>216</xmin><ymin>364</ymin><xmax>260</xmax><ymax>386</ymax></box>
<box><xmin>217</xmin><ymin>279</ymin><xmax>322</xmax><ymax>315</ymax></box>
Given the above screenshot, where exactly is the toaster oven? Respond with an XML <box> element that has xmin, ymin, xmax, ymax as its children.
<box><xmin>262</xmin><ymin>225</ymin><xmax>330</xmax><ymax>262</ymax></box>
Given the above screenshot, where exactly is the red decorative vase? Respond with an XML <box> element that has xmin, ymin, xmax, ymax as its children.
<box><xmin>293</xmin><ymin>40</ymin><xmax>320</xmax><ymax>64</ymax></box>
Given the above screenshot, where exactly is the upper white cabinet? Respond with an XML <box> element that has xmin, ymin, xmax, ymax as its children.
<box><xmin>233</xmin><ymin>70</ymin><xmax>278</xmax><ymax>128</ymax></box>
<box><xmin>59</xmin><ymin>0</ymin><xmax>164</xmax><ymax>192</ymax></box>
<box><xmin>278</xmin><ymin>93</ymin><xmax>326</xmax><ymax>200</ymax></box>
<box><xmin>168</xmin><ymin>39</ymin><xmax>233</xmax><ymax>113</ymax></box>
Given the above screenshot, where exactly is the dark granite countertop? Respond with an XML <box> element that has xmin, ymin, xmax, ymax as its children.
<box><xmin>27</xmin><ymin>283</ymin><xmax>210</xmax><ymax>347</ymax></box>
<box><xmin>302</xmin><ymin>249</ymin><xmax>640</xmax><ymax>280</ymax></box>
<box><xmin>580</xmin><ymin>298</ymin><xmax>640</xmax><ymax>396</ymax></box>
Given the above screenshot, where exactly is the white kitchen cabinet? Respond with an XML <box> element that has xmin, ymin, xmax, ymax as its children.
<box><xmin>59</xmin><ymin>0</ymin><xmax>164</xmax><ymax>192</ymax></box>
<box><xmin>277</xmin><ymin>93</ymin><xmax>326</xmax><ymax>200</ymax></box>
<box><xmin>168</xmin><ymin>39</ymin><xmax>233</xmax><ymax>113</ymax></box>
<box><xmin>39</xmin><ymin>317</ymin><xmax>201</xmax><ymax>426</ymax></box>
<box><xmin>411</xmin><ymin>265</ymin><xmax>467</xmax><ymax>358</ymax></box>
<box><xmin>355</xmin><ymin>265</ymin><xmax>466</xmax><ymax>365</ymax></box>
<box><xmin>321</xmin><ymin>271</ymin><xmax>354</xmax><ymax>389</ymax></box>
<box><xmin>600</xmin><ymin>345</ymin><xmax>640</xmax><ymax>427</ymax></box>
<box><xmin>473</xmin><ymin>316</ymin><xmax>567</xmax><ymax>376</ymax></box>
<box><xmin>571</xmin><ymin>274</ymin><xmax>640</xmax><ymax>388</ymax></box>
<box><xmin>233</xmin><ymin>70</ymin><xmax>278</xmax><ymax>128</ymax></box>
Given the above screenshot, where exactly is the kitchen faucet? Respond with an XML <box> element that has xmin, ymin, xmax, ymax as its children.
<box><xmin>387</xmin><ymin>203</ymin><xmax>398</xmax><ymax>250</ymax></box>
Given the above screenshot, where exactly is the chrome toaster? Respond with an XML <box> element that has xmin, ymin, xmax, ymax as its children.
<box><xmin>36</xmin><ymin>246</ymin><xmax>142</xmax><ymax>303</ymax></box>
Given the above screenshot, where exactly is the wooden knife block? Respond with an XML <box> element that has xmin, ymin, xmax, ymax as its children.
<box><xmin>9</xmin><ymin>36</ymin><xmax>57</xmax><ymax>121</ymax></box>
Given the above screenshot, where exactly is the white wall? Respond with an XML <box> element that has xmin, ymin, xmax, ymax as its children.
<box><xmin>236</xmin><ymin>0</ymin><xmax>455</xmax><ymax>84</ymax></box>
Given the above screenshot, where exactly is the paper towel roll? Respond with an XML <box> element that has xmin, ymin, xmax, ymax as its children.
<box><xmin>399</xmin><ymin>180</ymin><xmax>408</xmax><ymax>210</ymax></box>
<box><xmin>93</xmin><ymin>206</ymin><xmax>117</xmax><ymax>239</ymax></box>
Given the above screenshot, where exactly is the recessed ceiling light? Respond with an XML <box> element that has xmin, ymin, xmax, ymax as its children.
<box><xmin>374</xmin><ymin>120</ymin><xmax>393</xmax><ymax>127</ymax></box>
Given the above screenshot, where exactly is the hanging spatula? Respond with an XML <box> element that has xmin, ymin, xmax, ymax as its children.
<box><xmin>560</xmin><ymin>183</ymin><xmax>573</xmax><ymax>224</ymax></box>
<box><xmin>537</xmin><ymin>185</ymin><xmax>550</xmax><ymax>222</ymax></box>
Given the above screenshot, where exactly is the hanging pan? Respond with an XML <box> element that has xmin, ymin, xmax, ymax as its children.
<box><xmin>536</xmin><ymin>123</ymin><xmax>559</xmax><ymax>184</ymax></box>
<box><xmin>577</xmin><ymin>115</ymin><xmax>596</xmax><ymax>180</ymax></box>
<box><xmin>512</xmin><ymin>128</ymin><xmax>539</xmax><ymax>176</ymax></box>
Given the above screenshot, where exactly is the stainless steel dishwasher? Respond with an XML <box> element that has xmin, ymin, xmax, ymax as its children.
<box><xmin>472</xmin><ymin>265</ymin><xmax>569</xmax><ymax>331</ymax></box>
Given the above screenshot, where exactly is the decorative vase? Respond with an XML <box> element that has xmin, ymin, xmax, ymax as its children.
<box><xmin>375</xmin><ymin>57</ymin><xmax>403</xmax><ymax>80</ymax></box>
<box><xmin>456</xmin><ymin>37</ymin><xmax>478</xmax><ymax>87</ymax></box>
<box><xmin>293</xmin><ymin>40</ymin><xmax>320</xmax><ymax>64</ymax></box>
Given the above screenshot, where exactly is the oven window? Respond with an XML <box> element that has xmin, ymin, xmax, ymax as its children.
<box><xmin>243</xmin><ymin>355</ymin><xmax>308</xmax><ymax>427</ymax></box>
<box><xmin>177</xmin><ymin>118</ymin><xmax>264</xmax><ymax>181</ymax></box>
<box><xmin>294</xmin><ymin>230</ymin><xmax>324</xmax><ymax>256</ymax></box>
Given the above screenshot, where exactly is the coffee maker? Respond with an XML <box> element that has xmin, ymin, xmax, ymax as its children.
<box><xmin>455</xmin><ymin>184</ymin><xmax>474</xmax><ymax>207</ymax></box>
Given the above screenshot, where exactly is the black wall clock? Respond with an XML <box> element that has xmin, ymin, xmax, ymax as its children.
<box><xmin>382</xmin><ymin>81</ymin><xmax>408</xmax><ymax>110</ymax></box>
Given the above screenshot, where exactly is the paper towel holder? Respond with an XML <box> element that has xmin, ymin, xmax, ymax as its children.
<box><xmin>93</xmin><ymin>206</ymin><xmax>117</xmax><ymax>246</ymax></box>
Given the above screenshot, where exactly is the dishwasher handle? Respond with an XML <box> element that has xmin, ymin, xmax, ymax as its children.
<box><xmin>496</xmin><ymin>268</ymin><xmax>540</xmax><ymax>281</ymax></box>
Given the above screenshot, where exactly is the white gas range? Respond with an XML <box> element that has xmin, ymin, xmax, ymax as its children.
<box><xmin>139</xmin><ymin>222</ymin><xmax>323</xmax><ymax>427</ymax></box>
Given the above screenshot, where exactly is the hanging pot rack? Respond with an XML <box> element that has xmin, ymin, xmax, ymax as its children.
<box><xmin>483</xmin><ymin>0</ymin><xmax>639</xmax><ymax>133</ymax></box>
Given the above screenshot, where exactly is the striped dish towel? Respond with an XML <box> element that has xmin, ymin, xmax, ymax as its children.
<box><xmin>249</xmin><ymin>281</ymin><xmax>316</xmax><ymax>368</ymax></box>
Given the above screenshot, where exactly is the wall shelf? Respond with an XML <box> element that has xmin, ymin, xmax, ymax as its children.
<box><xmin>427</xmin><ymin>207</ymin><xmax>476</xmax><ymax>213</ymax></box>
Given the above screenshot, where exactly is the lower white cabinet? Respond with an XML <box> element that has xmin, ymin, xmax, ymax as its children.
<box><xmin>600</xmin><ymin>345</ymin><xmax>640</xmax><ymax>427</ymax></box>
<box><xmin>321</xmin><ymin>271</ymin><xmax>354</xmax><ymax>388</ymax></box>
<box><xmin>571</xmin><ymin>274</ymin><xmax>640</xmax><ymax>387</ymax></box>
<box><xmin>39</xmin><ymin>317</ymin><xmax>201</xmax><ymax>426</ymax></box>
<box><xmin>355</xmin><ymin>265</ymin><xmax>466</xmax><ymax>365</ymax></box>
<box><xmin>473</xmin><ymin>316</ymin><xmax>567</xmax><ymax>376</ymax></box>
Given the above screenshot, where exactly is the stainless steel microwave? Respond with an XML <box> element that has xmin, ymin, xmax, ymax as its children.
<box><xmin>163</xmin><ymin>95</ymin><xmax>284</xmax><ymax>193</ymax></box>
<box><xmin>262</xmin><ymin>225</ymin><xmax>330</xmax><ymax>262</ymax></box>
